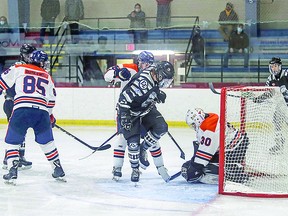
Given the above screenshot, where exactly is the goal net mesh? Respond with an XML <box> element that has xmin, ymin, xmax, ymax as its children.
<box><xmin>220</xmin><ymin>86</ymin><xmax>288</xmax><ymax>197</ymax></box>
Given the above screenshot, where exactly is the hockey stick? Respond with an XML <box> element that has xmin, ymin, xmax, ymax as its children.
<box><xmin>208</xmin><ymin>82</ymin><xmax>242</xmax><ymax>98</ymax></box>
<box><xmin>168</xmin><ymin>171</ymin><xmax>182</xmax><ymax>182</ymax></box>
<box><xmin>79</xmin><ymin>131</ymin><xmax>118</xmax><ymax>160</ymax></box>
<box><xmin>55</xmin><ymin>124</ymin><xmax>111</xmax><ymax>151</ymax></box>
<box><xmin>167</xmin><ymin>131</ymin><xmax>185</xmax><ymax>160</ymax></box>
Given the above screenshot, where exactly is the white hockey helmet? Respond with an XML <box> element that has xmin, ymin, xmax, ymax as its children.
<box><xmin>186</xmin><ymin>108</ymin><xmax>206</xmax><ymax>131</ymax></box>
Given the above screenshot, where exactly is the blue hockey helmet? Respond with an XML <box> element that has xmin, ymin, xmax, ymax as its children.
<box><xmin>137</xmin><ymin>51</ymin><xmax>154</xmax><ymax>66</ymax></box>
<box><xmin>30</xmin><ymin>50</ymin><xmax>50</xmax><ymax>70</ymax></box>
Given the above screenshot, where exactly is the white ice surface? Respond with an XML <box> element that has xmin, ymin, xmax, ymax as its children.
<box><xmin>0</xmin><ymin>126</ymin><xmax>287</xmax><ymax>216</ymax></box>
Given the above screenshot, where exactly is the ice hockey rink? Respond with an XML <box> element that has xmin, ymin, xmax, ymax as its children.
<box><xmin>0</xmin><ymin>125</ymin><xmax>287</xmax><ymax>216</ymax></box>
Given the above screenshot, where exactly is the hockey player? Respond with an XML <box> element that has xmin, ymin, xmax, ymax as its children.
<box><xmin>2</xmin><ymin>43</ymin><xmax>36</xmax><ymax>170</ymax></box>
<box><xmin>181</xmin><ymin>108</ymin><xmax>249</xmax><ymax>184</ymax></box>
<box><xmin>117</xmin><ymin>60</ymin><xmax>174</xmax><ymax>183</ymax></box>
<box><xmin>253</xmin><ymin>57</ymin><xmax>288</xmax><ymax>153</ymax></box>
<box><xmin>104</xmin><ymin>51</ymin><xmax>155</xmax><ymax>181</ymax></box>
<box><xmin>0</xmin><ymin>50</ymin><xmax>65</xmax><ymax>184</ymax></box>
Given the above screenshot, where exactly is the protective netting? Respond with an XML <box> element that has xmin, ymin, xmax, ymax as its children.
<box><xmin>221</xmin><ymin>86</ymin><xmax>288</xmax><ymax>197</ymax></box>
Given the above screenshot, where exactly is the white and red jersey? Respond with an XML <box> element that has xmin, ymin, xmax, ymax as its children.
<box><xmin>0</xmin><ymin>64</ymin><xmax>56</xmax><ymax>114</ymax></box>
<box><xmin>194</xmin><ymin>113</ymin><xmax>220</xmax><ymax>167</ymax></box>
<box><xmin>104</xmin><ymin>63</ymin><xmax>138</xmax><ymax>90</ymax></box>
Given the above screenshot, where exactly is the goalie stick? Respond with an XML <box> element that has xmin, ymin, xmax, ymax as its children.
<box><xmin>55</xmin><ymin>124</ymin><xmax>111</xmax><ymax>151</ymax></box>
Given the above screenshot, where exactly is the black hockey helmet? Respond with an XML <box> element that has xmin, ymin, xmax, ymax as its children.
<box><xmin>269</xmin><ymin>57</ymin><xmax>282</xmax><ymax>76</ymax></box>
<box><xmin>154</xmin><ymin>61</ymin><xmax>175</xmax><ymax>88</ymax></box>
<box><xmin>20</xmin><ymin>43</ymin><xmax>36</xmax><ymax>63</ymax></box>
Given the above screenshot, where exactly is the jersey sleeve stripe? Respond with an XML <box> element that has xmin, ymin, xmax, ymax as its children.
<box><xmin>0</xmin><ymin>77</ymin><xmax>9</xmax><ymax>90</ymax></box>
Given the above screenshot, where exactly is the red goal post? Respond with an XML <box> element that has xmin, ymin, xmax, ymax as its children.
<box><xmin>219</xmin><ymin>85</ymin><xmax>288</xmax><ymax>198</ymax></box>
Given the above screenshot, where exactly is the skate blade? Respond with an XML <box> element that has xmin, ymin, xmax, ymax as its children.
<box><xmin>112</xmin><ymin>176</ymin><xmax>120</xmax><ymax>182</ymax></box>
<box><xmin>18</xmin><ymin>165</ymin><xmax>32</xmax><ymax>171</ymax></box>
<box><xmin>4</xmin><ymin>179</ymin><xmax>16</xmax><ymax>186</ymax></box>
<box><xmin>55</xmin><ymin>177</ymin><xmax>67</xmax><ymax>183</ymax></box>
<box><xmin>139</xmin><ymin>163</ymin><xmax>148</xmax><ymax>170</ymax></box>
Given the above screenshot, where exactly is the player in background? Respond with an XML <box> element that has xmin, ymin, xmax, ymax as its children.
<box><xmin>104</xmin><ymin>51</ymin><xmax>155</xmax><ymax>181</ymax></box>
<box><xmin>0</xmin><ymin>50</ymin><xmax>65</xmax><ymax>184</ymax></box>
<box><xmin>2</xmin><ymin>43</ymin><xmax>36</xmax><ymax>170</ymax></box>
<box><xmin>117</xmin><ymin>61</ymin><xmax>174</xmax><ymax>183</ymax></box>
<box><xmin>259</xmin><ymin>57</ymin><xmax>288</xmax><ymax>153</ymax></box>
<box><xmin>182</xmin><ymin>108</ymin><xmax>249</xmax><ymax>184</ymax></box>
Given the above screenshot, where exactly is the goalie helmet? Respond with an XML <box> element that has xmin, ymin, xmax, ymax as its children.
<box><xmin>154</xmin><ymin>61</ymin><xmax>174</xmax><ymax>88</ymax></box>
<box><xmin>20</xmin><ymin>43</ymin><xmax>36</xmax><ymax>63</ymax></box>
<box><xmin>186</xmin><ymin>108</ymin><xmax>206</xmax><ymax>131</ymax></box>
<box><xmin>269</xmin><ymin>57</ymin><xmax>282</xmax><ymax>76</ymax></box>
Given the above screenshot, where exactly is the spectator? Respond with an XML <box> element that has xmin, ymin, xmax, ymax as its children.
<box><xmin>218</xmin><ymin>2</ymin><xmax>238</xmax><ymax>42</ymax></box>
<box><xmin>192</xmin><ymin>26</ymin><xmax>205</xmax><ymax>67</ymax></box>
<box><xmin>64</xmin><ymin>0</ymin><xmax>84</xmax><ymax>44</ymax></box>
<box><xmin>0</xmin><ymin>16</ymin><xmax>12</xmax><ymax>73</ymax></box>
<box><xmin>156</xmin><ymin>0</ymin><xmax>173</xmax><ymax>27</ymax></box>
<box><xmin>97</xmin><ymin>36</ymin><xmax>111</xmax><ymax>53</ymax></box>
<box><xmin>223</xmin><ymin>23</ymin><xmax>249</xmax><ymax>68</ymax></box>
<box><xmin>127</xmin><ymin>3</ymin><xmax>147</xmax><ymax>44</ymax></box>
<box><xmin>0</xmin><ymin>47</ymin><xmax>6</xmax><ymax>72</ymax></box>
<box><xmin>0</xmin><ymin>16</ymin><xmax>13</xmax><ymax>33</ymax></box>
<box><xmin>39</xmin><ymin>0</ymin><xmax>60</xmax><ymax>44</ymax></box>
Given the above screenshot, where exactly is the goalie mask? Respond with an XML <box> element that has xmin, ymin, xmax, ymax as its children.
<box><xmin>269</xmin><ymin>57</ymin><xmax>282</xmax><ymax>76</ymax></box>
<box><xmin>186</xmin><ymin>108</ymin><xmax>206</xmax><ymax>131</ymax></box>
<box><xmin>154</xmin><ymin>61</ymin><xmax>174</xmax><ymax>88</ymax></box>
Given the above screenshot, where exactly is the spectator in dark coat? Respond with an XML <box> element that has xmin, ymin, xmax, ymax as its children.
<box><xmin>218</xmin><ymin>2</ymin><xmax>239</xmax><ymax>42</ymax></box>
<box><xmin>192</xmin><ymin>26</ymin><xmax>205</xmax><ymax>67</ymax></box>
<box><xmin>39</xmin><ymin>0</ymin><xmax>60</xmax><ymax>44</ymax></box>
<box><xmin>127</xmin><ymin>3</ymin><xmax>147</xmax><ymax>44</ymax></box>
<box><xmin>64</xmin><ymin>0</ymin><xmax>84</xmax><ymax>44</ymax></box>
<box><xmin>0</xmin><ymin>16</ymin><xmax>13</xmax><ymax>34</ymax></box>
<box><xmin>223</xmin><ymin>23</ymin><xmax>249</xmax><ymax>68</ymax></box>
<box><xmin>156</xmin><ymin>0</ymin><xmax>173</xmax><ymax>27</ymax></box>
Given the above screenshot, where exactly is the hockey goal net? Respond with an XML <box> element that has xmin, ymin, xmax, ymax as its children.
<box><xmin>219</xmin><ymin>86</ymin><xmax>288</xmax><ymax>197</ymax></box>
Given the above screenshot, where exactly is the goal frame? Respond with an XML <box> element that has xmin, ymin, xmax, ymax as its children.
<box><xmin>218</xmin><ymin>86</ymin><xmax>288</xmax><ymax>198</ymax></box>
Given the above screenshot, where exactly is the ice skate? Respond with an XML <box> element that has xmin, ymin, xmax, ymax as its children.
<box><xmin>131</xmin><ymin>167</ymin><xmax>140</xmax><ymax>184</ymax></box>
<box><xmin>52</xmin><ymin>159</ymin><xmax>66</xmax><ymax>182</ymax></box>
<box><xmin>157</xmin><ymin>166</ymin><xmax>170</xmax><ymax>182</ymax></box>
<box><xmin>112</xmin><ymin>166</ymin><xmax>122</xmax><ymax>182</ymax></box>
<box><xmin>18</xmin><ymin>156</ymin><xmax>32</xmax><ymax>170</ymax></box>
<box><xmin>3</xmin><ymin>160</ymin><xmax>19</xmax><ymax>185</ymax></box>
<box><xmin>139</xmin><ymin>143</ymin><xmax>150</xmax><ymax>170</ymax></box>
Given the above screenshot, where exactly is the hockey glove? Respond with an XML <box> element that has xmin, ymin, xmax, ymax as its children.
<box><xmin>156</xmin><ymin>90</ymin><xmax>166</xmax><ymax>103</ymax></box>
<box><xmin>50</xmin><ymin>114</ymin><xmax>56</xmax><ymax>128</ymax></box>
<box><xmin>181</xmin><ymin>160</ymin><xmax>204</xmax><ymax>183</ymax></box>
<box><xmin>120</xmin><ymin>113</ymin><xmax>132</xmax><ymax>131</ymax></box>
<box><xmin>118</xmin><ymin>68</ymin><xmax>131</xmax><ymax>81</ymax></box>
<box><xmin>112</xmin><ymin>65</ymin><xmax>121</xmax><ymax>78</ymax></box>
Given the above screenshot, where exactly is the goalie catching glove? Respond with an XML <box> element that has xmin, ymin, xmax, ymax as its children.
<box><xmin>181</xmin><ymin>160</ymin><xmax>204</xmax><ymax>183</ymax></box>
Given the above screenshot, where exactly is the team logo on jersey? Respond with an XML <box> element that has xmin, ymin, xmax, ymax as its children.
<box><xmin>139</xmin><ymin>80</ymin><xmax>148</xmax><ymax>90</ymax></box>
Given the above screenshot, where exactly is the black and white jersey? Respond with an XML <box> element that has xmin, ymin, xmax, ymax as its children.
<box><xmin>266</xmin><ymin>69</ymin><xmax>288</xmax><ymax>88</ymax></box>
<box><xmin>118</xmin><ymin>66</ymin><xmax>158</xmax><ymax>116</ymax></box>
